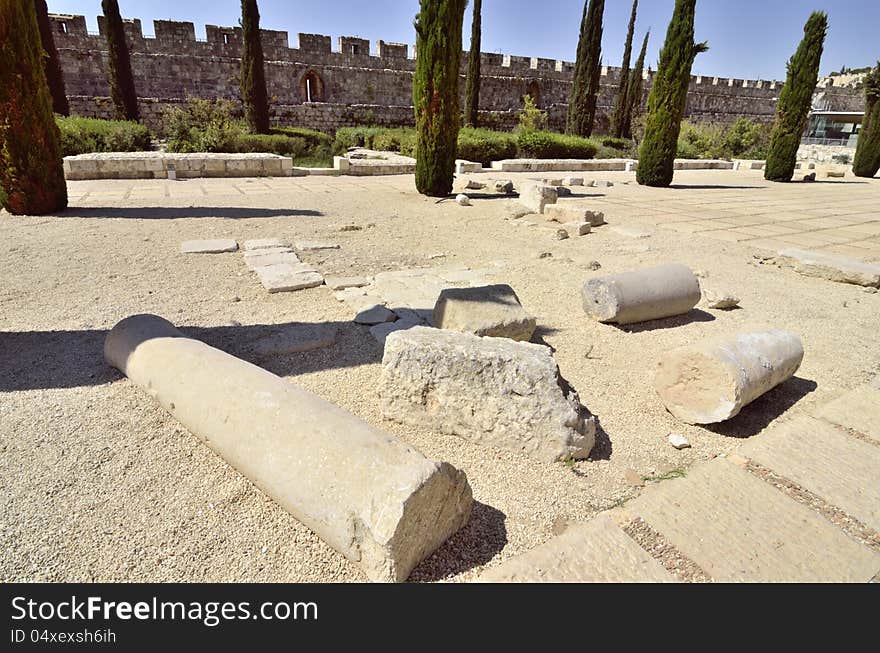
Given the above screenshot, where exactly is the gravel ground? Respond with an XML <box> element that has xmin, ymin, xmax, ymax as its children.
<box><xmin>1</xmin><ymin>169</ymin><xmax>878</xmax><ymax>582</ymax></box>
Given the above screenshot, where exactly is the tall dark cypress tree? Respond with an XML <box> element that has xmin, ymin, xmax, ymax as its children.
<box><xmin>852</xmin><ymin>62</ymin><xmax>880</xmax><ymax>179</ymax></box>
<box><xmin>101</xmin><ymin>0</ymin><xmax>138</xmax><ymax>121</ymax></box>
<box><xmin>34</xmin><ymin>0</ymin><xmax>69</xmax><ymax>115</ymax></box>
<box><xmin>463</xmin><ymin>0</ymin><xmax>481</xmax><ymax>127</ymax></box>
<box><xmin>621</xmin><ymin>30</ymin><xmax>649</xmax><ymax>139</ymax></box>
<box><xmin>612</xmin><ymin>0</ymin><xmax>638</xmax><ymax>138</ymax></box>
<box><xmin>764</xmin><ymin>12</ymin><xmax>827</xmax><ymax>182</ymax></box>
<box><xmin>240</xmin><ymin>0</ymin><xmax>270</xmax><ymax>134</ymax></box>
<box><xmin>413</xmin><ymin>0</ymin><xmax>467</xmax><ymax>197</ymax></box>
<box><xmin>567</xmin><ymin>0</ymin><xmax>605</xmax><ymax>137</ymax></box>
<box><xmin>0</xmin><ymin>0</ymin><xmax>68</xmax><ymax>215</ymax></box>
<box><xmin>636</xmin><ymin>0</ymin><xmax>707</xmax><ymax>187</ymax></box>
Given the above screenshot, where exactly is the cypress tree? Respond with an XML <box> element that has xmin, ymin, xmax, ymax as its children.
<box><xmin>463</xmin><ymin>0</ymin><xmax>481</xmax><ymax>127</ymax></box>
<box><xmin>612</xmin><ymin>0</ymin><xmax>638</xmax><ymax>138</ymax></box>
<box><xmin>636</xmin><ymin>0</ymin><xmax>707</xmax><ymax>187</ymax></box>
<box><xmin>567</xmin><ymin>0</ymin><xmax>605</xmax><ymax>137</ymax></box>
<box><xmin>34</xmin><ymin>0</ymin><xmax>69</xmax><ymax>115</ymax></box>
<box><xmin>240</xmin><ymin>0</ymin><xmax>270</xmax><ymax>134</ymax></box>
<box><xmin>101</xmin><ymin>0</ymin><xmax>139</xmax><ymax>121</ymax></box>
<box><xmin>764</xmin><ymin>12</ymin><xmax>827</xmax><ymax>182</ymax></box>
<box><xmin>413</xmin><ymin>0</ymin><xmax>467</xmax><ymax>197</ymax></box>
<box><xmin>0</xmin><ymin>0</ymin><xmax>68</xmax><ymax>215</ymax></box>
<box><xmin>850</xmin><ymin>62</ymin><xmax>879</xmax><ymax>178</ymax></box>
<box><xmin>620</xmin><ymin>30</ymin><xmax>649</xmax><ymax>139</ymax></box>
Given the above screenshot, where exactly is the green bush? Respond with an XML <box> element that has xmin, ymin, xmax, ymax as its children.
<box><xmin>164</xmin><ymin>98</ymin><xmax>240</xmax><ymax>153</ymax></box>
<box><xmin>517</xmin><ymin>130</ymin><xmax>598</xmax><ymax>159</ymax></box>
<box><xmin>600</xmin><ymin>136</ymin><xmax>630</xmax><ymax>150</ymax></box>
<box><xmin>56</xmin><ymin>115</ymin><xmax>151</xmax><ymax>156</ymax></box>
<box><xmin>675</xmin><ymin>119</ymin><xmax>771</xmax><ymax>160</ymax></box>
<box><xmin>332</xmin><ymin>126</ymin><xmax>386</xmax><ymax>152</ymax></box>
<box><xmin>457</xmin><ymin>127</ymin><xmax>517</xmax><ymax>164</ymax></box>
<box><xmin>272</xmin><ymin>126</ymin><xmax>332</xmax><ymax>149</ymax></box>
<box><xmin>229</xmin><ymin>133</ymin><xmax>307</xmax><ymax>157</ymax></box>
<box><xmin>518</xmin><ymin>94</ymin><xmax>547</xmax><ymax>132</ymax></box>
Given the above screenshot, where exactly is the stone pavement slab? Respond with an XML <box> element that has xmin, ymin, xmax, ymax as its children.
<box><xmin>478</xmin><ymin>514</ymin><xmax>675</xmax><ymax>583</ymax></box>
<box><xmin>255</xmin><ymin>264</ymin><xmax>324</xmax><ymax>293</ymax></box>
<box><xmin>627</xmin><ymin>458</ymin><xmax>880</xmax><ymax>582</ymax></box>
<box><xmin>813</xmin><ymin>382</ymin><xmax>880</xmax><ymax>443</ymax></box>
<box><xmin>180</xmin><ymin>239</ymin><xmax>238</xmax><ymax>254</ymax></box>
<box><xmin>776</xmin><ymin>249</ymin><xmax>880</xmax><ymax>287</ymax></box>
<box><xmin>739</xmin><ymin>416</ymin><xmax>880</xmax><ymax>531</ymax></box>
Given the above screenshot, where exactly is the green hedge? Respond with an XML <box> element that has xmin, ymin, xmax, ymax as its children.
<box><xmin>457</xmin><ymin>127</ymin><xmax>517</xmax><ymax>164</ymax></box>
<box><xmin>676</xmin><ymin>118</ymin><xmax>772</xmax><ymax>160</ymax></box>
<box><xmin>516</xmin><ymin>131</ymin><xmax>598</xmax><ymax>159</ymax></box>
<box><xmin>56</xmin><ymin>115</ymin><xmax>151</xmax><ymax>156</ymax></box>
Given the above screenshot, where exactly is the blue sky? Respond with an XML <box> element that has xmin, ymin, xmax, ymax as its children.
<box><xmin>47</xmin><ymin>0</ymin><xmax>878</xmax><ymax>80</ymax></box>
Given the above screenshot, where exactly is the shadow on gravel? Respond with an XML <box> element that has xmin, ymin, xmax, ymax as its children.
<box><xmin>52</xmin><ymin>207</ymin><xmax>322</xmax><ymax>220</ymax></box>
<box><xmin>407</xmin><ymin>501</ymin><xmax>508</xmax><ymax>582</ymax></box>
<box><xmin>615</xmin><ymin>309</ymin><xmax>715</xmax><ymax>333</ymax></box>
<box><xmin>0</xmin><ymin>320</ymin><xmax>368</xmax><ymax>392</ymax></box>
<box><xmin>702</xmin><ymin>375</ymin><xmax>818</xmax><ymax>439</ymax></box>
<box><xmin>667</xmin><ymin>184</ymin><xmax>764</xmax><ymax>190</ymax></box>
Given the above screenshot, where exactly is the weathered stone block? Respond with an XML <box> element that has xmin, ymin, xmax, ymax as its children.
<box><xmin>379</xmin><ymin>327</ymin><xmax>596</xmax><ymax>462</ymax></box>
<box><xmin>433</xmin><ymin>284</ymin><xmax>536</xmax><ymax>342</ymax></box>
<box><xmin>181</xmin><ymin>239</ymin><xmax>238</xmax><ymax>254</ymax></box>
<box><xmin>517</xmin><ymin>181</ymin><xmax>558</xmax><ymax>214</ymax></box>
<box><xmin>776</xmin><ymin>249</ymin><xmax>880</xmax><ymax>287</ymax></box>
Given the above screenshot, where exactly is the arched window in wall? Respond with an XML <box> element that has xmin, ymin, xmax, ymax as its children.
<box><xmin>301</xmin><ymin>70</ymin><xmax>326</xmax><ymax>103</ymax></box>
<box><xmin>524</xmin><ymin>80</ymin><xmax>542</xmax><ymax>106</ymax></box>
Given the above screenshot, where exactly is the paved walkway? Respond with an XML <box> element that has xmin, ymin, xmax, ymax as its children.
<box><xmin>590</xmin><ymin>169</ymin><xmax>880</xmax><ymax>262</ymax></box>
<box><xmin>481</xmin><ymin>378</ymin><xmax>880</xmax><ymax>582</ymax></box>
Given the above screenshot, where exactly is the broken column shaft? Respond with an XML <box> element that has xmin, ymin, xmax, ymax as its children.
<box><xmin>581</xmin><ymin>263</ymin><xmax>701</xmax><ymax>324</ymax></box>
<box><xmin>104</xmin><ymin>314</ymin><xmax>472</xmax><ymax>582</ymax></box>
<box><xmin>654</xmin><ymin>329</ymin><xmax>805</xmax><ymax>424</ymax></box>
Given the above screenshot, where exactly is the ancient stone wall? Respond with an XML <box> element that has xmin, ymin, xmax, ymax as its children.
<box><xmin>49</xmin><ymin>14</ymin><xmax>863</xmax><ymax>135</ymax></box>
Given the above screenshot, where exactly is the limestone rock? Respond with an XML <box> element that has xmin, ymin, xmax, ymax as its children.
<box><xmin>433</xmin><ymin>284</ymin><xmax>536</xmax><ymax>342</ymax></box>
<box><xmin>544</xmin><ymin>205</ymin><xmax>605</xmax><ymax>226</ymax></box>
<box><xmin>555</xmin><ymin>229</ymin><xmax>570</xmax><ymax>240</ymax></box>
<box><xmin>181</xmin><ymin>239</ymin><xmax>238</xmax><ymax>254</ymax></box>
<box><xmin>518</xmin><ymin>182</ymin><xmax>558</xmax><ymax>214</ymax></box>
<box><xmin>494</xmin><ymin>180</ymin><xmax>515</xmax><ymax>194</ymax></box>
<box><xmin>379</xmin><ymin>327</ymin><xmax>596</xmax><ymax>462</ymax></box>
<box><xmin>370</xmin><ymin>319</ymin><xmax>421</xmax><ymax>345</ymax></box>
<box><xmin>456</xmin><ymin>194</ymin><xmax>471</xmax><ymax>206</ymax></box>
<box><xmin>668</xmin><ymin>433</ymin><xmax>691</xmax><ymax>450</ymax></box>
<box><xmin>776</xmin><ymin>249</ymin><xmax>880</xmax><ymax>287</ymax></box>
<box><xmin>245</xmin><ymin>251</ymin><xmax>303</xmax><ymax>270</ymax></box>
<box><xmin>563</xmin><ymin>176</ymin><xmax>584</xmax><ymax>186</ymax></box>
<box><xmin>703</xmin><ymin>287</ymin><xmax>741</xmax><ymax>309</ymax></box>
<box><xmin>355</xmin><ymin>304</ymin><xmax>397</xmax><ymax>325</ymax></box>
<box><xmin>465</xmin><ymin>180</ymin><xmax>486</xmax><ymax>190</ymax></box>
<box><xmin>563</xmin><ymin>221</ymin><xmax>591</xmax><ymax>237</ymax></box>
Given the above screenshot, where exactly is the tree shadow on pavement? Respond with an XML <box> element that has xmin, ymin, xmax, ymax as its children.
<box><xmin>53</xmin><ymin>207</ymin><xmax>322</xmax><ymax>220</ymax></box>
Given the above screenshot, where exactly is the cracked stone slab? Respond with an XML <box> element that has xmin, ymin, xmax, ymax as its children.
<box><xmin>628</xmin><ymin>457</ymin><xmax>880</xmax><ymax>582</ymax></box>
<box><xmin>244</xmin><ymin>252</ymin><xmax>304</xmax><ymax>270</ymax></box>
<box><xmin>776</xmin><ymin>249</ymin><xmax>880</xmax><ymax>287</ymax></box>
<box><xmin>433</xmin><ymin>284</ymin><xmax>536</xmax><ymax>342</ymax></box>
<box><xmin>739</xmin><ymin>416</ymin><xmax>880</xmax><ymax>531</ymax></box>
<box><xmin>255</xmin><ymin>264</ymin><xmax>324</xmax><ymax>293</ymax></box>
<box><xmin>478</xmin><ymin>514</ymin><xmax>675</xmax><ymax>583</ymax></box>
<box><xmin>243</xmin><ymin>238</ymin><xmax>288</xmax><ymax>251</ymax></box>
<box><xmin>181</xmin><ymin>239</ymin><xmax>238</xmax><ymax>254</ymax></box>
<box><xmin>324</xmin><ymin>276</ymin><xmax>371</xmax><ymax>291</ymax></box>
<box><xmin>295</xmin><ymin>241</ymin><xmax>341</xmax><ymax>251</ymax></box>
<box><xmin>354</xmin><ymin>304</ymin><xmax>397</xmax><ymax>325</ymax></box>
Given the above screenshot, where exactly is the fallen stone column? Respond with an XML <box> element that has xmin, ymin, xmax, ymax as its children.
<box><xmin>582</xmin><ymin>264</ymin><xmax>701</xmax><ymax>324</ymax></box>
<box><xmin>379</xmin><ymin>327</ymin><xmax>596</xmax><ymax>462</ymax></box>
<box><xmin>654</xmin><ymin>330</ymin><xmax>804</xmax><ymax>424</ymax></box>
<box><xmin>105</xmin><ymin>314</ymin><xmax>472</xmax><ymax>582</ymax></box>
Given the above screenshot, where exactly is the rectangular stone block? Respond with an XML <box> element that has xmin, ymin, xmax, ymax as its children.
<box><xmin>776</xmin><ymin>249</ymin><xmax>880</xmax><ymax>287</ymax></box>
<box><xmin>379</xmin><ymin>327</ymin><xmax>595</xmax><ymax>462</ymax></box>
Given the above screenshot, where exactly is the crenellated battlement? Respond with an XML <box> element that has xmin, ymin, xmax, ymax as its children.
<box><xmin>48</xmin><ymin>13</ymin><xmax>860</xmax><ymax>135</ymax></box>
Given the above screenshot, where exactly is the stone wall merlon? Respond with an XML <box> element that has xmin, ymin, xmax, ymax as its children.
<box><xmin>97</xmin><ymin>16</ymin><xmax>143</xmax><ymax>40</ymax></box>
<box><xmin>48</xmin><ymin>14</ymin><xmax>89</xmax><ymax>36</ymax></box>
<box><xmin>377</xmin><ymin>40</ymin><xmax>407</xmax><ymax>58</ymax></box>
<box><xmin>299</xmin><ymin>33</ymin><xmax>332</xmax><ymax>52</ymax></box>
<box><xmin>339</xmin><ymin>36</ymin><xmax>370</xmax><ymax>56</ymax></box>
<box><xmin>154</xmin><ymin>20</ymin><xmax>196</xmax><ymax>42</ymax></box>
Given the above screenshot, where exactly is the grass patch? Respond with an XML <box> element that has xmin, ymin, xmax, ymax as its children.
<box><xmin>642</xmin><ymin>469</ymin><xmax>687</xmax><ymax>483</ymax></box>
